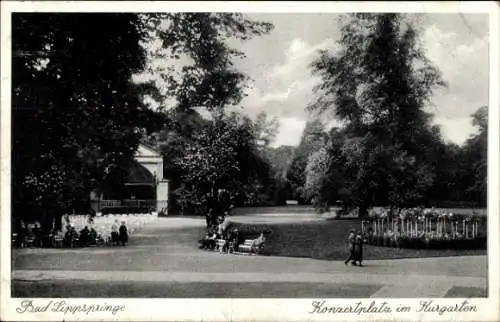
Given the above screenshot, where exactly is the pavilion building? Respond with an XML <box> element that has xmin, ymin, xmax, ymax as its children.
<box><xmin>89</xmin><ymin>143</ymin><xmax>169</xmax><ymax>215</ymax></box>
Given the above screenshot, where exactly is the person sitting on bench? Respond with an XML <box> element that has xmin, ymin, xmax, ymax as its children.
<box><xmin>199</xmin><ymin>231</ymin><xmax>210</xmax><ymax>249</ymax></box>
<box><xmin>205</xmin><ymin>208</ymin><xmax>214</xmax><ymax>229</ymax></box>
<box><xmin>200</xmin><ymin>228</ymin><xmax>217</xmax><ymax>250</ymax></box>
<box><xmin>208</xmin><ymin>229</ymin><xmax>217</xmax><ymax>250</ymax></box>
<box><xmin>64</xmin><ymin>225</ymin><xmax>79</xmax><ymax>248</ymax></box>
<box><xmin>52</xmin><ymin>229</ymin><xmax>64</xmax><ymax>248</ymax></box>
<box><xmin>32</xmin><ymin>222</ymin><xmax>42</xmax><ymax>247</ymax></box>
<box><xmin>227</xmin><ymin>228</ymin><xmax>241</xmax><ymax>253</ymax></box>
<box><xmin>251</xmin><ymin>233</ymin><xmax>266</xmax><ymax>254</ymax></box>
<box><xmin>17</xmin><ymin>221</ymin><xmax>29</xmax><ymax>248</ymax></box>
<box><xmin>216</xmin><ymin>221</ymin><xmax>224</xmax><ymax>239</ymax></box>
<box><xmin>89</xmin><ymin>227</ymin><xmax>98</xmax><ymax>246</ymax></box>
<box><xmin>79</xmin><ymin>226</ymin><xmax>90</xmax><ymax>247</ymax></box>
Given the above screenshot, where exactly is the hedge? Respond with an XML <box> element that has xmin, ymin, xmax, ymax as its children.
<box><xmin>367</xmin><ymin>235</ymin><xmax>487</xmax><ymax>250</ymax></box>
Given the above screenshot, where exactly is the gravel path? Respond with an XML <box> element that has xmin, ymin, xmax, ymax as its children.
<box><xmin>11</xmin><ymin>215</ymin><xmax>488</xmax><ymax>298</ymax></box>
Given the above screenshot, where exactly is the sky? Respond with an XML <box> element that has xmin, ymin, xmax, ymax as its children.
<box><xmin>228</xmin><ymin>13</ymin><xmax>489</xmax><ymax>147</ymax></box>
<box><xmin>137</xmin><ymin>13</ymin><xmax>489</xmax><ymax>148</ymax></box>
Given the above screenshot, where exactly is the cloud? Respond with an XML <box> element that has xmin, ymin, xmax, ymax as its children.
<box><xmin>422</xmin><ymin>24</ymin><xmax>489</xmax><ymax>141</ymax></box>
<box><xmin>434</xmin><ymin>117</ymin><xmax>478</xmax><ymax>145</ymax></box>
<box><xmin>240</xmin><ymin>37</ymin><xmax>338</xmax><ymax>126</ymax></box>
<box><xmin>243</xmin><ymin>19</ymin><xmax>488</xmax><ymax>147</ymax></box>
<box><xmin>266</xmin><ymin>37</ymin><xmax>339</xmax><ymax>90</ymax></box>
<box><xmin>135</xmin><ymin>14</ymin><xmax>489</xmax><ymax>148</ymax></box>
<box><xmin>270</xmin><ymin>117</ymin><xmax>307</xmax><ymax>148</ymax></box>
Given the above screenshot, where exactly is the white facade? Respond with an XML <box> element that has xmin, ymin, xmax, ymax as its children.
<box><xmin>91</xmin><ymin>143</ymin><xmax>169</xmax><ymax>214</ymax></box>
<box><xmin>135</xmin><ymin>144</ymin><xmax>164</xmax><ymax>181</ymax></box>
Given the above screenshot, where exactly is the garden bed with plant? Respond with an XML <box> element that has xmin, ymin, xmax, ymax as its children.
<box><xmin>229</xmin><ymin>217</ymin><xmax>486</xmax><ymax>261</ymax></box>
<box><xmin>362</xmin><ymin>208</ymin><xmax>487</xmax><ymax>250</ymax></box>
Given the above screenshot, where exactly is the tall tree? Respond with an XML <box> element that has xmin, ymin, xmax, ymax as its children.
<box><xmin>174</xmin><ymin>112</ymin><xmax>274</xmax><ymax>212</ymax></box>
<box><xmin>287</xmin><ymin>119</ymin><xmax>326</xmax><ymax>204</ymax></box>
<box><xmin>308</xmin><ymin>13</ymin><xmax>445</xmax><ymax>216</ymax></box>
<box><xmin>461</xmin><ymin>106</ymin><xmax>488</xmax><ymax>205</ymax></box>
<box><xmin>253</xmin><ymin>111</ymin><xmax>279</xmax><ymax>149</ymax></box>
<box><xmin>137</xmin><ymin>13</ymin><xmax>273</xmax><ymax>114</ymax></box>
<box><xmin>135</xmin><ymin>13</ymin><xmax>274</xmax><ymax>212</ymax></box>
<box><xmin>12</xmin><ymin>13</ymin><xmax>159</xmax><ymax>230</ymax></box>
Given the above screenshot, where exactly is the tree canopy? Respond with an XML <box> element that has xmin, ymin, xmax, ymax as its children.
<box><xmin>12</xmin><ymin>13</ymin><xmax>158</xmax><ymax>229</ymax></box>
<box><xmin>307</xmin><ymin>13</ymin><xmax>448</xmax><ymax>216</ymax></box>
<box><xmin>12</xmin><ymin>12</ymin><xmax>276</xmax><ymax>225</ymax></box>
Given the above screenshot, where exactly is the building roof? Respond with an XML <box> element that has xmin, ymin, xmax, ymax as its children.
<box><xmin>125</xmin><ymin>161</ymin><xmax>155</xmax><ymax>186</ymax></box>
<box><xmin>139</xmin><ymin>141</ymin><xmax>160</xmax><ymax>153</ymax></box>
<box><xmin>135</xmin><ymin>142</ymin><xmax>162</xmax><ymax>159</ymax></box>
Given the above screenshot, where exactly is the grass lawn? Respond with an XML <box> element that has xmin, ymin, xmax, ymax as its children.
<box><xmin>232</xmin><ymin>206</ymin><xmax>487</xmax><ymax>216</ymax></box>
<box><xmin>231</xmin><ymin>219</ymin><xmax>487</xmax><ymax>261</ymax></box>
<box><xmin>12</xmin><ymin>280</ymin><xmax>382</xmax><ymax>298</ymax></box>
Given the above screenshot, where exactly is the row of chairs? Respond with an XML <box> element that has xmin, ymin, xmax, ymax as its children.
<box><xmin>62</xmin><ymin>213</ymin><xmax>159</xmax><ymax>241</ymax></box>
<box><xmin>14</xmin><ymin>213</ymin><xmax>159</xmax><ymax>248</ymax></box>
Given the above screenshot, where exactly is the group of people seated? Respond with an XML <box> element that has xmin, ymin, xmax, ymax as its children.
<box><xmin>61</xmin><ymin>220</ymin><xmax>129</xmax><ymax>247</ymax></box>
<box><xmin>199</xmin><ymin>209</ymin><xmax>236</xmax><ymax>251</ymax></box>
<box><xmin>13</xmin><ymin>212</ymin><xmax>159</xmax><ymax>249</ymax></box>
<box><xmin>200</xmin><ymin>225</ymin><xmax>243</xmax><ymax>253</ymax></box>
<box><xmin>199</xmin><ymin>208</ymin><xmax>266</xmax><ymax>254</ymax></box>
<box><xmin>60</xmin><ymin>224</ymin><xmax>100</xmax><ymax>247</ymax></box>
<box><xmin>13</xmin><ymin>221</ymin><xmax>44</xmax><ymax>248</ymax></box>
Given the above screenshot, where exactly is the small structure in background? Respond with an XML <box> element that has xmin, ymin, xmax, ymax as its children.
<box><xmin>90</xmin><ymin>143</ymin><xmax>169</xmax><ymax>215</ymax></box>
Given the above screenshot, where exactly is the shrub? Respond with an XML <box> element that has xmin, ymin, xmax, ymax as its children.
<box><xmin>367</xmin><ymin>234</ymin><xmax>486</xmax><ymax>250</ymax></box>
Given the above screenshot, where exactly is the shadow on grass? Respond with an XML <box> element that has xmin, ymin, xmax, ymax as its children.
<box><xmin>231</xmin><ymin>220</ymin><xmax>487</xmax><ymax>261</ymax></box>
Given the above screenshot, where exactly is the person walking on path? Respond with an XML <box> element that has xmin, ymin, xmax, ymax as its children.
<box><xmin>205</xmin><ymin>208</ymin><xmax>214</xmax><ymax>229</ymax></box>
<box><xmin>344</xmin><ymin>229</ymin><xmax>356</xmax><ymax>265</ymax></box>
<box><xmin>353</xmin><ymin>230</ymin><xmax>365</xmax><ymax>266</ymax></box>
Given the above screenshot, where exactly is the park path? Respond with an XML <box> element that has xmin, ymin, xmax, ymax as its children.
<box><xmin>12</xmin><ymin>214</ymin><xmax>488</xmax><ymax>298</ymax></box>
<box><xmin>13</xmin><ymin>264</ymin><xmax>486</xmax><ymax>298</ymax></box>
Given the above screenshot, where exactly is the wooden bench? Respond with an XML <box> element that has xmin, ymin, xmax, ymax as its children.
<box><xmin>215</xmin><ymin>239</ymin><xmax>228</xmax><ymax>253</ymax></box>
<box><xmin>53</xmin><ymin>234</ymin><xmax>64</xmax><ymax>248</ymax></box>
<box><xmin>11</xmin><ymin>233</ymin><xmax>18</xmax><ymax>247</ymax></box>
<box><xmin>238</xmin><ymin>239</ymin><xmax>254</xmax><ymax>252</ymax></box>
<box><xmin>216</xmin><ymin>239</ymin><xmax>243</xmax><ymax>254</ymax></box>
<box><xmin>212</xmin><ymin>237</ymin><xmax>265</xmax><ymax>255</ymax></box>
<box><xmin>237</xmin><ymin>239</ymin><xmax>265</xmax><ymax>255</ymax></box>
<box><xmin>25</xmin><ymin>236</ymin><xmax>35</xmax><ymax>248</ymax></box>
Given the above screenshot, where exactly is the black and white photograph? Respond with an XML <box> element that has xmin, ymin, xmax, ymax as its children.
<box><xmin>1</xmin><ymin>1</ymin><xmax>499</xmax><ymax>321</ymax></box>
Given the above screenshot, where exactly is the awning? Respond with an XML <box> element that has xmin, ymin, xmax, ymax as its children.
<box><xmin>125</xmin><ymin>161</ymin><xmax>155</xmax><ymax>186</ymax></box>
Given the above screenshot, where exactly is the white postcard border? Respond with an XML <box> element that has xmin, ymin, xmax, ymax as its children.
<box><xmin>1</xmin><ymin>1</ymin><xmax>499</xmax><ymax>322</ymax></box>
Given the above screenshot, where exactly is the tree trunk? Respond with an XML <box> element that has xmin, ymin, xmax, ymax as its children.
<box><xmin>358</xmin><ymin>204</ymin><xmax>368</xmax><ymax>219</ymax></box>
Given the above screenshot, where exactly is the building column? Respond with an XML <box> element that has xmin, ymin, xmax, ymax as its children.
<box><xmin>90</xmin><ymin>190</ymin><xmax>102</xmax><ymax>214</ymax></box>
<box><xmin>156</xmin><ymin>180</ymin><xmax>169</xmax><ymax>215</ymax></box>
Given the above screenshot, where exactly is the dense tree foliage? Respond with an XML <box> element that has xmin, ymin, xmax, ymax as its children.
<box><xmin>457</xmin><ymin>106</ymin><xmax>488</xmax><ymax>206</ymax></box>
<box><xmin>12</xmin><ymin>12</ymin><xmax>276</xmax><ymax>226</ymax></box>
<box><xmin>286</xmin><ymin>119</ymin><xmax>326</xmax><ymax>204</ymax></box>
<box><xmin>12</xmin><ymin>11</ymin><xmax>487</xmax><ymax>226</ymax></box>
<box><xmin>174</xmin><ymin>112</ymin><xmax>276</xmax><ymax>212</ymax></box>
<box><xmin>136</xmin><ymin>13</ymin><xmax>275</xmax><ymax>213</ymax></box>
<box><xmin>12</xmin><ymin>13</ymin><xmax>161</xmax><ymax>230</ymax></box>
<box><xmin>138</xmin><ymin>13</ymin><xmax>273</xmax><ymax>113</ymax></box>
<box><xmin>307</xmin><ymin>13</ymin><xmax>448</xmax><ymax>216</ymax></box>
<box><xmin>263</xmin><ymin>145</ymin><xmax>295</xmax><ymax>205</ymax></box>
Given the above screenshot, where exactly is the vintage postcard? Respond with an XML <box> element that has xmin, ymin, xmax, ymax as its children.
<box><xmin>1</xmin><ymin>1</ymin><xmax>499</xmax><ymax>321</ymax></box>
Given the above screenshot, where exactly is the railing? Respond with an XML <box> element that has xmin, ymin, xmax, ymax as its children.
<box><xmin>92</xmin><ymin>199</ymin><xmax>168</xmax><ymax>212</ymax></box>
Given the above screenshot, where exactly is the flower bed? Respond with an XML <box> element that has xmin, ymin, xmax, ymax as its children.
<box><xmin>368</xmin><ymin>233</ymin><xmax>487</xmax><ymax>250</ymax></box>
<box><xmin>362</xmin><ymin>207</ymin><xmax>487</xmax><ymax>250</ymax></box>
